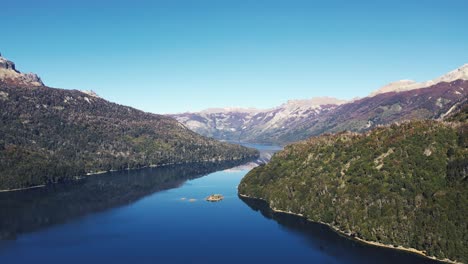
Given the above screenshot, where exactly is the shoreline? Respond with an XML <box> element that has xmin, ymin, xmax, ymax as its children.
<box><xmin>238</xmin><ymin>193</ymin><xmax>460</xmax><ymax>264</ymax></box>
<box><xmin>0</xmin><ymin>184</ymin><xmax>46</xmax><ymax>193</ymax></box>
<box><xmin>0</xmin><ymin>157</ymin><xmax>258</xmax><ymax>193</ymax></box>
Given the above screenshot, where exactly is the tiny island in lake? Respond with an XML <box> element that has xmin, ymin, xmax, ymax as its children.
<box><xmin>206</xmin><ymin>194</ymin><xmax>224</xmax><ymax>202</ymax></box>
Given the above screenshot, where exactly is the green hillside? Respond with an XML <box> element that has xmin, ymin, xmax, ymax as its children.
<box><xmin>239</xmin><ymin>120</ymin><xmax>467</xmax><ymax>263</ymax></box>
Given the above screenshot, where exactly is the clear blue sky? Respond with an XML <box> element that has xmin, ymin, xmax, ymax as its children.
<box><xmin>2</xmin><ymin>0</ymin><xmax>468</xmax><ymax>113</ymax></box>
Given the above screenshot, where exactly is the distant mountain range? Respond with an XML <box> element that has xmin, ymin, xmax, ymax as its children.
<box><xmin>172</xmin><ymin>65</ymin><xmax>468</xmax><ymax>144</ymax></box>
<box><xmin>0</xmin><ymin>54</ymin><xmax>258</xmax><ymax>190</ymax></box>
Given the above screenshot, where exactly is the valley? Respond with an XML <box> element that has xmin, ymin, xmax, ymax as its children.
<box><xmin>2</xmin><ymin>2</ymin><xmax>467</xmax><ymax>264</ymax></box>
<box><xmin>173</xmin><ymin>65</ymin><xmax>468</xmax><ymax>144</ymax></box>
<box><xmin>0</xmin><ymin>55</ymin><xmax>258</xmax><ymax>190</ymax></box>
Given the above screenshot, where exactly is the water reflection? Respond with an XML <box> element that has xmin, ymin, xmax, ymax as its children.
<box><xmin>0</xmin><ymin>159</ymin><xmax>252</xmax><ymax>240</ymax></box>
<box><xmin>230</xmin><ymin>143</ymin><xmax>282</xmax><ymax>171</ymax></box>
<box><xmin>240</xmin><ymin>196</ymin><xmax>441</xmax><ymax>264</ymax></box>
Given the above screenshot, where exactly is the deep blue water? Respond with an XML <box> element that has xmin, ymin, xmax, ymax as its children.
<box><xmin>0</xmin><ymin>147</ymin><xmax>439</xmax><ymax>264</ymax></box>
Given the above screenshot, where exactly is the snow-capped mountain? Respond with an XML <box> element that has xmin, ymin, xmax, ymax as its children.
<box><xmin>173</xmin><ymin>65</ymin><xmax>468</xmax><ymax>144</ymax></box>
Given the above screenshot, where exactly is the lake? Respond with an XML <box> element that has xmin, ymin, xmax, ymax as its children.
<box><xmin>0</xmin><ymin>145</ymin><xmax>440</xmax><ymax>264</ymax></box>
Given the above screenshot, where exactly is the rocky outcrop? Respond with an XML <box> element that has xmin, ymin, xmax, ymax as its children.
<box><xmin>0</xmin><ymin>56</ymin><xmax>18</xmax><ymax>72</ymax></box>
<box><xmin>0</xmin><ymin>53</ymin><xmax>44</xmax><ymax>87</ymax></box>
<box><xmin>205</xmin><ymin>194</ymin><xmax>224</xmax><ymax>202</ymax></box>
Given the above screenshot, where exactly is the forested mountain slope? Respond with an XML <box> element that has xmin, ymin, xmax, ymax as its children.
<box><xmin>239</xmin><ymin>116</ymin><xmax>467</xmax><ymax>262</ymax></box>
<box><xmin>0</xmin><ymin>55</ymin><xmax>258</xmax><ymax>190</ymax></box>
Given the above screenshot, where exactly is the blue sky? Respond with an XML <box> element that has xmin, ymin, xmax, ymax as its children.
<box><xmin>2</xmin><ymin>0</ymin><xmax>468</xmax><ymax>113</ymax></box>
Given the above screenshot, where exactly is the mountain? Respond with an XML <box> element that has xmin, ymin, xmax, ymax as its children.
<box><xmin>277</xmin><ymin>80</ymin><xmax>468</xmax><ymax>143</ymax></box>
<box><xmin>0</xmin><ymin>53</ymin><xmax>43</xmax><ymax>87</ymax></box>
<box><xmin>172</xmin><ymin>97</ymin><xmax>346</xmax><ymax>144</ymax></box>
<box><xmin>239</xmin><ymin>114</ymin><xmax>468</xmax><ymax>263</ymax></box>
<box><xmin>370</xmin><ymin>64</ymin><xmax>468</xmax><ymax>96</ymax></box>
<box><xmin>172</xmin><ymin>65</ymin><xmax>468</xmax><ymax>145</ymax></box>
<box><xmin>0</xmin><ymin>54</ymin><xmax>258</xmax><ymax>190</ymax></box>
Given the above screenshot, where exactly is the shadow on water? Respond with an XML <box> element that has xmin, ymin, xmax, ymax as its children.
<box><xmin>0</xmin><ymin>159</ymin><xmax>252</xmax><ymax>240</ymax></box>
<box><xmin>239</xmin><ymin>196</ymin><xmax>443</xmax><ymax>264</ymax></box>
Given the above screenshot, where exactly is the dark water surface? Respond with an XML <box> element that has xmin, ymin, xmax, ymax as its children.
<box><xmin>0</xmin><ymin>147</ymin><xmax>440</xmax><ymax>264</ymax></box>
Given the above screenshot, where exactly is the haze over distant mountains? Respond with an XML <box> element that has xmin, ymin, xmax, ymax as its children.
<box><xmin>172</xmin><ymin>64</ymin><xmax>468</xmax><ymax>144</ymax></box>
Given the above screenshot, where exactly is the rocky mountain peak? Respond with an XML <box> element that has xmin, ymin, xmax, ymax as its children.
<box><xmin>282</xmin><ymin>97</ymin><xmax>346</xmax><ymax>109</ymax></box>
<box><xmin>370</xmin><ymin>80</ymin><xmax>419</xmax><ymax>96</ymax></box>
<box><xmin>0</xmin><ymin>53</ymin><xmax>44</xmax><ymax>87</ymax></box>
<box><xmin>305</xmin><ymin>96</ymin><xmax>347</xmax><ymax>106</ymax></box>
<box><xmin>0</xmin><ymin>55</ymin><xmax>19</xmax><ymax>72</ymax></box>
<box><xmin>430</xmin><ymin>63</ymin><xmax>468</xmax><ymax>84</ymax></box>
<box><xmin>200</xmin><ymin>107</ymin><xmax>261</xmax><ymax>114</ymax></box>
<box><xmin>370</xmin><ymin>63</ymin><xmax>468</xmax><ymax>97</ymax></box>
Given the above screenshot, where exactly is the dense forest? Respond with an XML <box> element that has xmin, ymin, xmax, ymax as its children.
<box><xmin>0</xmin><ymin>81</ymin><xmax>258</xmax><ymax>190</ymax></box>
<box><xmin>239</xmin><ymin>115</ymin><xmax>467</xmax><ymax>262</ymax></box>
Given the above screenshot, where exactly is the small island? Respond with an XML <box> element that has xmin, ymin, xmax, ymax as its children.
<box><xmin>205</xmin><ymin>194</ymin><xmax>224</xmax><ymax>202</ymax></box>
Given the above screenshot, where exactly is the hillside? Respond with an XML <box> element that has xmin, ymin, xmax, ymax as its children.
<box><xmin>239</xmin><ymin>119</ymin><xmax>467</xmax><ymax>263</ymax></box>
<box><xmin>173</xmin><ymin>65</ymin><xmax>468</xmax><ymax>145</ymax></box>
<box><xmin>0</xmin><ymin>55</ymin><xmax>258</xmax><ymax>190</ymax></box>
<box><xmin>275</xmin><ymin>80</ymin><xmax>468</xmax><ymax>143</ymax></box>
